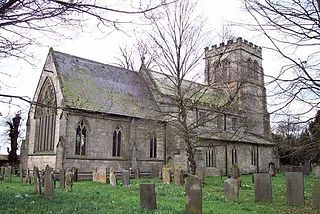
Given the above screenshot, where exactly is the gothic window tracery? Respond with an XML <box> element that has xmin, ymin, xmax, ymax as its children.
<box><xmin>112</xmin><ymin>125</ymin><xmax>121</xmax><ymax>157</ymax></box>
<box><xmin>34</xmin><ymin>78</ymin><xmax>56</xmax><ymax>153</ymax></box>
<box><xmin>75</xmin><ymin>120</ymin><xmax>87</xmax><ymax>155</ymax></box>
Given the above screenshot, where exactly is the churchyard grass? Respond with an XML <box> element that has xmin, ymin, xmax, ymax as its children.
<box><xmin>0</xmin><ymin>173</ymin><xmax>318</xmax><ymax>213</ymax></box>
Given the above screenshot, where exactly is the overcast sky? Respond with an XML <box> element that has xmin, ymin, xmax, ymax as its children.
<box><xmin>0</xmin><ymin>0</ymin><xmax>285</xmax><ymax>153</ymax></box>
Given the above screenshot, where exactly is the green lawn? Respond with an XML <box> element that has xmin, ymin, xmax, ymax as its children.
<box><xmin>0</xmin><ymin>173</ymin><xmax>319</xmax><ymax>213</ymax></box>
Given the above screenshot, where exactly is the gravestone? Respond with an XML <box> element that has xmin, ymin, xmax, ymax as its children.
<box><xmin>174</xmin><ymin>167</ymin><xmax>184</xmax><ymax>185</ymax></box>
<box><xmin>268</xmin><ymin>162</ymin><xmax>276</xmax><ymax>177</ymax></box>
<box><xmin>185</xmin><ymin>175</ymin><xmax>202</xmax><ymax>214</ymax></box>
<box><xmin>151</xmin><ymin>165</ymin><xmax>159</xmax><ymax>178</ymax></box>
<box><xmin>60</xmin><ymin>169</ymin><xmax>65</xmax><ymax>189</ymax></box>
<box><xmin>140</xmin><ymin>184</ymin><xmax>157</xmax><ymax>211</ymax></box>
<box><xmin>195</xmin><ymin>167</ymin><xmax>205</xmax><ymax>183</ymax></box>
<box><xmin>314</xmin><ymin>165</ymin><xmax>320</xmax><ymax>177</ymax></box>
<box><xmin>25</xmin><ymin>169</ymin><xmax>32</xmax><ymax>184</ymax></box>
<box><xmin>5</xmin><ymin>166</ymin><xmax>12</xmax><ymax>182</ymax></box>
<box><xmin>109</xmin><ymin>167</ymin><xmax>117</xmax><ymax>186</ymax></box>
<box><xmin>162</xmin><ymin>165</ymin><xmax>171</xmax><ymax>184</ymax></box>
<box><xmin>71</xmin><ymin>167</ymin><xmax>78</xmax><ymax>182</ymax></box>
<box><xmin>254</xmin><ymin>173</ymin><xmax>272</xmax><ymax>202</ymax></box>
<box><xmin>285</xmin><ymin>172</ymin><xmax>304</xmax><ymax>206</ymax></box>
<box><xmin>312</xmin><ymin>180</ymin><xmax>320</xmax><ymax>208</ymax></box>
<box><xmin>0</xmin><ymin>166</ymin><xmax>5</xmax><ymax>181</ymax></box>
<box><xmin>230</xmin><ymin>164</ymin><xmax>240</xmax><ymax>179</ymax></box>
<box><xmin>224</xmin><ymin>178</ymin><xmax>240</xmax><ymax>201</ymax></box>
<box><xmin>65</xmin><ymin>168</ymin><xmax>73</xmax><ymax>191</ymax></box>
<box><xmin>44</xmin><ymin>166</ymin><xmax>54</xmax><ymax>199</ymax></box>
<box><xmin>122</xmin><ymin>170</ymin><xmax>130</xmax><ymax>187</ymax></box>
<box><xmin>93</xmin><ymin>168</ymin><xmax>107</xmax><ymax>183</ymax></box>
<box><xmin>33</xmin><ymin>166</ymin><xmax>41</xmax><ymax>195</ymax></box>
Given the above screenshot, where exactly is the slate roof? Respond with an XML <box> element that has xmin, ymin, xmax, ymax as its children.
<box><xmin>51</xmin><ymin>50</ymin><xmax>160</xmax><ymax>119</ymax></box>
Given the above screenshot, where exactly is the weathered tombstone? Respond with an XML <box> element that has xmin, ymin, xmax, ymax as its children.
<box><xmin>174</xmin><ymin>167</ymin><xmax>184</xmax><ymax>185</ymax></box>
<box><xmin>0</xmin><ymin>166</ymin><xmax>5</xmax><ymax>181</ymax></box>
<box><xmin>93</xmin><ymin>168</ymin><xmax>107</xmax><ymax>183</ymax></box>
<box><xmin>44</xmin><ymin>166</ymin><xmax>54</xmax><ymax>199</ymax></box>
<box><xmin>195</xmin><ymin>167</ymin><xmax>205</xmax><ymax>183</ymax></box>
<box><xmin>162</xmin><ymin>165</ymin><xmax>171</xmax><ymax>184</ymax></box>
<box><xmin>65</xmin><ymin>168</ymin><xmax>73</xmax><ymax>191</ymax></box>
<box><xmin>5</xmin><ymin>166</ymin><xmax>12</xmax><ymax>182</ymax></box>
<box><xmin>314</xmin><ymin>165</ymin><xmax>320</xmax><ymax>177</ymax></box>
<box><xmin>33</xmin><ymin>166</ymin><xmax>41</xmax><ymax>195</ymax></box>
<box><xmin>25</xmin><ymin>169</ymin><xmax>32</xmax><ymax>184</ymax></box>
<box><xmin>71</xmin><ymin>167</ymin><xmax>78</xmax><ymax>182</ymax></box>
<box><xmin>224</xmin><ymin>178</ymin><xmax>240</xmax><ymax>201</ymax></box>
<box><xmin>109</xmin><ymin>167</ymin><xmax>117</xmax><ymax>186</ymax></box>
<box><xmin>122</xmin><ymin>170</ymin><xmax>130</xmax><ymax>187</ymax></box>
<box><xmin>285</xmin><ymin>172</ymin><xmax>304</xmax><ymax>206</ymax></box>
<box><xmin>230</xmin><ymin>164</ymin><xmax>240</xmax><ymax>179</ymax></box>
<box><xmin>254</xmin><ymin>173</ymin><xmax>272</xmax><ymax>202</ymax></box>
<box><xmin>185</xmin><ymin>175</ymin><xmax>202</xmax><ymax>214</ymax></box>
<box><xmin>60</xmin><ymin>169</ymin><xmax>65</xmax><ymax>189</ymax></box>
<box><xmin>140</xmin><ymin>184</ymin><xmax>157</xmax><ymax>211</ymax></box>
<box><xmin>268</xmin><ymin>162</ymin><xmax>276</xmax><ymax>177</ymax></box>
<box><xmin>312</xmin><ymin>180</ymin><xmax>320</xmax><ymax>208</ymax></box>
<box><xmin>151</xmin><ymin>165</ymin><xmax>159</xmax><ymax>178</ymax></box>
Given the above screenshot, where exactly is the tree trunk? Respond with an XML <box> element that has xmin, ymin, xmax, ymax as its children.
<box><xmin>8</xmin><ymin>114</ymin><xmax>21</xmax><ymax>166</ymax></box>
<box><xmin>186</xmin><ymin>140</ymin><xmax>196</xmax><ymax>175</ymax></box>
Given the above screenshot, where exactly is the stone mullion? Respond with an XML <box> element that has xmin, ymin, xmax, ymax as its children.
<box><xmin>39</xmin><ymin>117</ymin><xmax>43</xmax><ymax>152</ymax></box>
<box><xmin>47</xmin><ymin>114</ymin><xmax>52</xmax><ymax>152</ymax></box>
<box><xmin>44</xmin><ymin>115</ymin><xmax>48</xmax><ymax>151</ymax></box>
<box><xmin>50</xmin><ymin>114</ymin><xmax>55</xmax><ymax>151</ymax></box>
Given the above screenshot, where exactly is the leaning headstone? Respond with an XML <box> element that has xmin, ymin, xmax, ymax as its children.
<box><xmin>286</xmin><ymin>172</ymin><xmax>304</xmax><ymax>206</ymax></box>
<box><xmin>140</xmin><ymin>184</ymin><xmax>157</xmax><ymax>211</ymax></box>
<box><xmin>60</xmin><ymin>169</ymin><xmax>65</xmax><ymax>189</ymax></box>
<box><xmin>162</xmin><ymin>165</ymin><xmax>171</xmax><ymax>184</ymax></box>
<box><xmin>312</xmin><ymin>180</ymin><xmax>320</xmax><ymax>208</ymax></box>
<box><xmin>151</xmin><ymin>165</ymin><xmax>159</xmax><ymax>178</ymax></box>
<box><xmin>65</xmin><ymin>169</ymin><xmax>73</xmax><ymax>191</ymax></box>
<box><xmin>230</xmin><ymin>164</ymin><xmax>240</xmax><ymax>179</ymax></box>
<box><xmin>224</xmin><ymin>178</ymin><xmax>240</xmax><ymax>201</ymax></box>
<box><xmin>254</xmin><ymin>173</ymin><xmax>272</xmax><ymax>202</ymax></box>
<box><xmin>44</xmin><ymin>166</ymin><xmax>54</xmax><ymax>199</ymax></box>
<box><xmin>185</xmin><ymin>175</ymin><xmax>202</xmax><ymax>214</ymax></box>
<box><xmin>122</xmin><ymin>170</ymin><xmax>130</xmax><ymax>187</ymax></box>
<box><xmin>109</xmin><ymin>167</ymin><xmax>117</xmax><ymax>186</ymax></box>
<box><xmin>195</xmin><ymin>167</ymin><xmax>205</xmax><ymax>183</ymax></box>
<box><xmin>268</xmin><ymin>162</ymin><xmax>276</xmax><ymax>177</ymax></box>
<box><xmin>174</xmin><ymin>167</ymin><xmax>184</xmax><ymax>185</ymax></box>
<box><xmin>33</xmin><ymin>166</ymin><xmax>41</xmax><ymax>195</ymax></box>
<box><xmin>314</xmin><ymin>165</ymin><xmax>320</xmax><ymax>177</ymax></box>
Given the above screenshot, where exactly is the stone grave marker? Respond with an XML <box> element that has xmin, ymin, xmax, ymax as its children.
<box><xmin>93</xmin><ymin>168</ymin><xmax>107</xmax><ymax>183</ymax></box>
<box><xmin>122</xmin><ymin>170</ymin><xmax>130</xmax><ymax>187</ymax></box>
<box><xmin>230</xmin><ymin>164</ymin><xmax>240</xmax><ymax>179</ymax></box>
<box><xmin>44</xmin><ymin>166</ymin><xmax>54</xmax><ymax>199</ymax></box>
<box><xmin>140</xmin><ymin>184</ymin><xmax>157</xmax><ymax>211</ymax></box>
<box><xmin>71</xmin><ymin>167</ymin><xmax>78</xmax><ymax>182</ymax></box>
<box><xmin>314</xmin><ymin>165</ymin><xmax>320</xmax><ymax>177</ymax></box>
<box><xmin>185</xmin><ymin>175</ymin><xmax>202</xmax><ymax>214</ymax></box>
<box><xmin>33</xmin><ymin>166</ymin><xmax>41</xmax><ymax>195</ymax></box>
<box><xmin>312</xmin><ymin>180</ymin><xmax>320</xmax><ymax>208</ymax></box>
<box><xmin>254</xmin><ymin>173</ymin><xmax>272</xmax><ymax>202</ymax></box>
<box><xmin>5</xmin><ymin>166</ymin><xmax>12</xmax><ymax>182</ymax></box>
<box><xmin>151</xmin><ymin>165</ymin><xmax>159</xmax><ymax>178</ymax></box>
<box><xmin>268</xmin><ymin>162</ymin><xmax>276</xmax><ymax>177</ymax></box>
<box><xmin>109</xmin><ymin>167</ymin><xmax>117</xmax><ymax>186</ymax></box>
<box><xmin>224</xmin><ymin>177</ymin><xmax>240</xmax><ymax>201</ymax></box>
<box><xmin>25</xmin><ymin>169</ymin><xmax>32</xmax><ymax>184</ymax></box>
<box><xmin>65</xmin><ymin>168</ymin><xmax>73</xmax><ymax>191</ymax></box>
<box><xmin>285</xmin><ymin>172</ymin><xmax>304</xmax><ymax>206</ymax></box>
<box><xmin>174</xmin><ymin>167</ymin><xmax>184</xmax><ymax>185</ymax></box>
<box><xmin>162</xmin><ymin>165</ymin><xmax>171</xmax><ymax>184</ymax></box>
<box><xmin>195</xmin><ymin>167</ymin><xmax>205</xmax><ymax>183</ymax></box>
<box><xmin>60</xmin><ymin>169</ymin><xmax>65</xmax><ymax>189</ymax></box>
<box><xmin>0</xmin><ymin>166</ymin><xmax>5</xmax><ymax>181</ymax></box>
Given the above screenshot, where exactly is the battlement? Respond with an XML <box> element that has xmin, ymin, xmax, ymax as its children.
<box><xmin>204</xmin><ymin>37</ymin><xmax>262</xmax><ymax>56</ymax></box>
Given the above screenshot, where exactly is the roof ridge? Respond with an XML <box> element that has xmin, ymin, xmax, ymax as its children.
<box><xmin>51</xmin><ymin>49</ymin><xmax>138</xmax><ymax>74</ymax></box>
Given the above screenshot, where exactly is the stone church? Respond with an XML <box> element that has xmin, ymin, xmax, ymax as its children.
<box><xmin>22</xmin><ymin>37</ymin><xmax>276</xmax><ymax>176</ymax></box>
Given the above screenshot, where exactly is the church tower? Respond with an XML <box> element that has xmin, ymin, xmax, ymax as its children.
<box><xmin>204</xmin><ymin>37</ymin><xmax>270</xmax><ymax>139</ymax></box>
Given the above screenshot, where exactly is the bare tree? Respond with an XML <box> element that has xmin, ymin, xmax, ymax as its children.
<box><xmin>242</xmin><ymin>0</ymin><xmax>320</xmax><ymax>119</ymax></box>
<box><xmin>139</xmin><ymin>0</ymin><xmax>244</xmax><ymax>174</ymax></box>
<box><xmin>4</xmin><ymin>113</ymin><xmax>21</xmax><ymax>166</ymax></box>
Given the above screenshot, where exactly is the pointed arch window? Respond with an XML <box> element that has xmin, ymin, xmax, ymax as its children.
<box><xmin>112</xmin><ymin>126</ymin><xmax>121</xmax><ymax>157</ymax></box>
<box><xmin>150</xmin><ymin>132</ymin><xmax>157</xmax><ymax>158</ymax></box>
<box><xmin>251</xmin><ymin>146</ymin><xmax>257</xmax><ymax>165</ymax></box>
<box><xmin>206</xmin><ymin>145</ymin><xmax>216</xmax><ymax>167</ymax></box>
<box><xmin>75</xmin><ymin>120</ymin><xmax>87</xmax><ymax>155</ymax></box>
<box><xmin>231</xmin><ymin>146</ymin><xmax>238</xmax><ymax>165</ymax></box>
<box><xmin>34</xmin><ymin>78</ymin><xmax>56</xmax><ymax>153</ymax></box>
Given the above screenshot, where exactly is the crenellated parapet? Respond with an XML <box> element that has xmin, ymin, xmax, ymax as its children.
<box><xmin>204</xmin><ymin>37</ymin><xmax>262</xmax><ymax>59</ymax></box>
